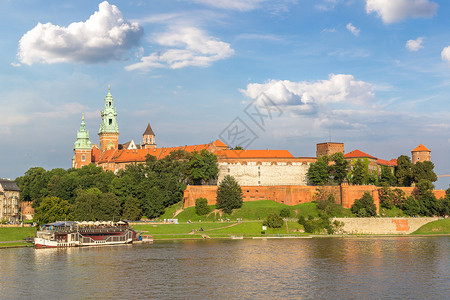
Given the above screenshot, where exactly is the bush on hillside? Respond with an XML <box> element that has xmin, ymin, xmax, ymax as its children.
<box><xmin>279</xmin><ymin>208</ymin><xmax>291</xmax><ymax>218</ymax></box>
<box><xmin>263</xmin><ymin>213</ymin><xmax>284</xmax><ymax>228</ymax></box>
<box><xmin>195</xmin><ymin>198</ymin><xmax>210</xmax><ymax>216</ymax></box>
<box><xmin>351</xmin><ymin>192</ymin><xmax>377</xmax><ymax>217</ymax></box>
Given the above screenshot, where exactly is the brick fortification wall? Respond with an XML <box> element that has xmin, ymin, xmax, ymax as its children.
<box><xmin>184</xmin><ymin>185</ymin><xmax>446</xmax><ymax>213</ymax></box>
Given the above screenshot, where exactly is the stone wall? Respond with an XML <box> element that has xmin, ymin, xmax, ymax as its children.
<box><xmin>217</xmin><ymin>161</ymin><xmax>310</xmax><ymax>187</ymax></box>
<box><xmin>333</xmin><ymin>217</ymin><xmax>439</xmax><ymax>234</ymax></box>
<box><xmin>183</xmin><ymin>184</ymin><xmax>446</xmax><ymax>214</ymax></box>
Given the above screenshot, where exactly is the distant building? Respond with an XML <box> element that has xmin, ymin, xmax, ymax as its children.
<box><xmin>0</xmin><ymin>179</ymin><xmax>20</xmax><ymax>223</ymax></box>
<box><xmin>316</xmin><ymin>142</ymin><xmax>344</xmax><ymax>157</ymax></box>
<box><xmin>411</xmin><ymin>144</ymin><xmax>431</xmax><ymax>164</ymax></box>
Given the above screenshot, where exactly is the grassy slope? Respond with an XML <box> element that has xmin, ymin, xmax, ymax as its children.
<box><xmin>170</xmin><ymin>200</ymin><xmax>352</xmax><ymax>223</ymax></box>
<box><xmin>412</xmin><ymin>219</ymin><xmax>450</xmax><ymax>235</ymax></box>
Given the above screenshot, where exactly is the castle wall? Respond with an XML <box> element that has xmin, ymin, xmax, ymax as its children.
<box><xmin>334</xmin><ymin>217</ymin><xmax>438</xmax><ymax>234</ymax></box>
<box><xmin>183</xmin><ymin>185</ymin><xmax>446</xmax><ymax>215</ymax></box>
<box><xmin>217</xmin><ymin>160</ymin><xmax>311</xmax><ymax>187</ymax></box>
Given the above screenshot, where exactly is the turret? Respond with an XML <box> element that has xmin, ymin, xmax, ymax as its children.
<box><xmin>142</xmin><ymin>123</ymin><xmax>156</xmax><ymax>149</ymax></box>
<box><xmin>98</xmin><ymin>87</ymin><xmax>120</xmax><ymax>152</ymax></box>
<box><xmin>411</xmin><ymin>144</ymin><xmax>431</xmax><ymax>164</ymax></box>
<box><xmin>73</xmin><ymin>114</ymin><xmax>92</xmax><ymax>168</ymax></box>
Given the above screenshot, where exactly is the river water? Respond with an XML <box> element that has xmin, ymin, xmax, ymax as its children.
<box><xmin>0</xmin><ymin>237</ymin><xmax>448</xmax><ymax>299</ymax></box>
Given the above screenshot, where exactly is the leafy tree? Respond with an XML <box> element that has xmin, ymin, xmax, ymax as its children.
<box><xmin>440</xmin><ymin>195</ymin><xmax>450</xmax><ymax>216</ymax></box>
<box><xmin>216</xmin><ymin>175</ymin><xmax>243</xmax><ymax>214</ymax></box>
<box><xmin>402</xmin><ymin>196</ymin><xmax>421</xmax><ymax>216</ymax></box>
<box><xmin>231</xmin><ymin>146</ymin><xmax>243</xmax><ymax>150</ymax></box>
<box><xmin>307</xmin><ymin>155</ymin><xmax>330</xmax><ymax>185</ymax></box>
<box><xmin>186</xmin><ymin>150</ymin><xmax>218</xmax><ymax>185</ymax></box>
<box><xmin>122</xmin><ymin>196</ymin><xmax>143</xmax><ymax>221</ymax></box>
<box><xmin>330</xmin><ymin>152</ymin><xmax>349</xmax><ymax>184</ymax></box>
<box><xmin>15</xmin><ymin>167</ymin><xmax>50</xmax><ymax>206</ymax></box>
<box><xmin>351</xmin><ymin>192</ymin><xmax>377</xmax><ymax>217</ymax></box>
<box><xmin>73</xmin><ymin>188</ymin><xmax>101</xmax><ymax>221</ymax></box>
<box><xmin>195</xmin><ymin>198</ymin><xmax>210</xmax><ymax>215</ymax></box>
<box><xmin>380</xmin><ymin>166</ymin><xmax>397</xmax><ymax>186</ymax></box>
<box><xmin>396</xmin><ymin>155</ymin><xmax>413</xmax><ymax>187</ymax></box>
<box><xmin>34</xmin><ymin>196</ymin><xmax>73</xmax><ymax>225</ymax></box>
<box><xmin>96</xmin><ymin>193</ymin><xmax>122</xmax><ymax>221</ymax></box>
<box><xmin>412</xmin><ymin>161</ymin><xmax>437</xmax><ymax>184</ymax></box>
<box><xmin>279</xmin><ymin>208</ymin><xmax>291</xmax><ymax>218</ymax></box>
<box><xmin>263</xmin><ymin>213</ymin><xmax>284</xmax><ymax>228</ymax></box>
<box><xmin>351</xmin><ymin>159</ymin><xmax>369</xmax><ymax>185</ymax></box>
<box><xmin>315</xmin><ymin>187</ymin><xmax>338</xmax><ymax>215</ymax></box>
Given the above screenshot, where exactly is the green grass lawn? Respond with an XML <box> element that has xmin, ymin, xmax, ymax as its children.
<box><xmin>412</xmin><ymin>218</ymin><xmax>450</xmax><ymax>235</ymax></box>
<box><xmin>170</xmin><ymin>200</ymin><xmax>352</xmax><ymax>223</ymax></box>
<box><xmin>133</xmin><ymin>220</ymin><xmax>307</xmax><ymax>240</ymax></box>
<box><xmin>0</xmin><ymin>227</ymin><xmax>36</xmax><ymax>242</ymax></box>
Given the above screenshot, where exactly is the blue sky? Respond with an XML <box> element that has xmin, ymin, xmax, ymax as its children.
<box><xmin>1</xmin><ymin>0</ymin><xmax>450</xmax><ymax>188</ymax></box>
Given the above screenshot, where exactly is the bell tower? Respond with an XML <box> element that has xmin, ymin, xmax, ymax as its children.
<box><xmin>98</xmin><ymin>87</ymin><xmax>120</xmax><ymax>152</ymax></box>
<box><xmin>142</xmin><ymin>123</ymin><xmax>156</xmax><ymax>149</ymax></box>
<box><xmin>73</xmin><ymin>113</ymin><xmax>92</xmax><ymax>168</ymax></box>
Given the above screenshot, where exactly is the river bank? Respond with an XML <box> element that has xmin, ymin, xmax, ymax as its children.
<box><xmin>1</xmin><ymin>218</ymin><xmax>448</xmax><ymax>248</ymax></box>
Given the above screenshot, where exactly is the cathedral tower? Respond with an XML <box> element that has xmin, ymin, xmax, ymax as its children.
<box><xmin>98</xmin><ymin>88</ymin><xmax>119</xmax><ymax>152</ymax></box>
<box><xmin>142</xmin><ymin>123</ymin><xmax>156</xmax><ymax>149</ymax></box>
<box><xmin>73</xmin><ymin>114</ymin><xmax>92</xmax><ymax>168</ymax></box>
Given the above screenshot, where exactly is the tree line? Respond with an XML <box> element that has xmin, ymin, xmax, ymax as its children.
<box><xmin>16</xmin><ymin>149</ymin><xmax>218</xmax><ymax>224</ymax></box>
<box><xmin>307</xmin><ymin>153</ymin><xmax>437</xmax><ymax>187</ymax></box>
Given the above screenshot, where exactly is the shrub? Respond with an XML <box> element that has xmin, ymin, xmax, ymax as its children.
<box><xmin>279</xmin><ymin>208</ymin><xmax>291</xmax><ymax>218</ymax></box>
<box><xmin>263</xmin><ymin>213</ymin><xmax>284</xmax><ymax>228</ymax></box>
<box><xmin>351</xmin><ymin>192</ymin><xmax>377</xmax><ymax>217</ymax></box>
<box><xmin>195</xmin><ymin>198</ymin><xmax>210</xmax><ymax>216</ymax></box>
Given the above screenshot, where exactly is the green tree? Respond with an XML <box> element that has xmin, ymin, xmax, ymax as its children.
<box><xmin>412</xmin><ymin>161</ymin><xmax>437</xmax><ymax>184</ymax></box>
<box><xmin>380</xmin><ymin>166</ymin><xmax>397</xmax><ymax>186</ymax></box>
<box><xmin>351</xmin><ymin>159</ymin><xmax>368</xmax><ymax>185</ymax></box>
<box><xmin>186</xmin><ymin>150</ymin><xmax>218</xmax><ymax>185</ymax></box>
<box><xmin>73</xmin><ymin>188</ymin><xmax>101</xmax><ymax>221</ymax></box>
<box><xmin>195</xmin><ymin>198</ymin><xmax>210</xmax><ymax>215</ymax></box>
<box><xmin>307</xmin><ymin>155</ymin><xmax>330</xmax><ymax>185</ymax></box>
<box><xmin>396</xmin><ymin>155</ymin><xmax>413</xmax><ymax>187</ymax></box>
<box><xmin>263</xmin><ymin>213</ymin><xmax>284</xmax><ymax>228</ymax></box>
<box><xmin>330</xmin><ymin>152</ymin><xmax>349</xmax><ymax>184</ymax></box>
<box><xmin>231</xmin><ymin>146</ymin><xmax>243</xmax><ymax>150</ymax></box>
<box><xmin>96</xmin><ymin>192</ymin><xmax>122</xmax><ymax>221</ymax></box>
<box><xmin>34</xmin><ymin>196</ymin><xmax>73</xmax><ymax>225</ymax></box>
<box><xmin>351</xmin><ymin>192</ymin><xmax>377</xmax><ymax>217</ymax></box>
<box><xmin>216</xmin><ymin>175</ymin><xmax>243</xmax><ymax>214</ymax></box>
<box><xmin>15</xmin><ymin>167</ymin><xmax>50</xmax><ymax>207</ymax></box>
<box><xmin>122</xmin><ymin>196</ymin><xmax>143</xmax><ymax>221</ymax></box>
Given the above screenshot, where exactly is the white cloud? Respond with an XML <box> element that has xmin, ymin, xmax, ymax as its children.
<box><xmin>192</xmin><ymin>0</ymin><xmax>266</xmax><ymax>11</ymax></box>
<box><xmin>346</xmin><ymin>23</ymin><xmax>360</xmax><ymax>36</ymax></box>
<box><xmin>240</xmin><ymin>74</ymin><xmax>374</xmax><ymax>116</ymax></box>
<box><xmin>405</xmin><ymin>37</ymin><xmax>424</xmax><ymax>51</ymax></box>
<box><xmin>18</xmin><ymin>1</ymin><xmax>143</xmax><ymax>65</ymax></box>
<box><xmin>366</xmin><ymin>0</ymin><xmax>438</xmax><ymax>24</ymax></box>
<box><xmin>126</xmin><ymin>26</ymin><xmax>234</xmax><ymax>71</ymax></box>
<box><xmin>442</xmin><ymin>46</ymin><xmax>450</xmax><ymax>62</ymax></box>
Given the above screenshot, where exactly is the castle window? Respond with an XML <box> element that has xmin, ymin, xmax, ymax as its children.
<box><xmin>109</xmin><ymin>119</ymin><xmax>112</xmax><ymax>125</ymax></box>
<box><xmin>81</xmin><ymin>154</ymin><xmax>86</xmax><ymax>161</ymax></box>
<box><xmin>258</xmin><ymin>171</ymin><xmax>261</xmax><ymax>177</ymax></box>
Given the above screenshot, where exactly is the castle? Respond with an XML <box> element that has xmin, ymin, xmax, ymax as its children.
<box><xmin>73</xmin><ymin>89</ymin><xmax>431</xmax><ymax>190</ymax></box>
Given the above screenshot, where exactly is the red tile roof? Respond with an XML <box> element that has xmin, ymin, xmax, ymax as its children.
<box><xmin>412</xmin><ymin>144</ymin><xmax>430</xmax><ymax>152</ymax></box>
<box><xmin>377</xmin><ymin>158</ymin><xmax>397</xmax><ymax>167</ymax></box>
<box><xmin>215</xmin><ymin>149</ymin><xmax>294</xmax><ymax>159</ymax></box>
<box><xmin>344</xmin><ymin>149</ymin><xmax>376</xmax><ymax>159</ymax></box>
<box><xmin>96</xmin><ymin>142</ymin><xmax>214</xmax><ymax>164</ymax></box>
<box><xmin>213</xmin><ymin>139</ymin><xmax>228</xmax><ymax>148</ymax></box>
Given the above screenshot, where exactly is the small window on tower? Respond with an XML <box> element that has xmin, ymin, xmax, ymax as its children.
<box><xmin>81</xmin><ymin>154</ymin><xmax>86</xmax><ymax>161</ymax></box>
<box><xmin>109</xmin><ymin>119</ymin><xmax>112</xmax><ymax>125</ymax></box>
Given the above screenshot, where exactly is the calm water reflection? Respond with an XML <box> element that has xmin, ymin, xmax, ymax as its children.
<box><xmin>0</xmin><ymin>237</ymin><xmax>448</xmax><ymax>299</ymax></box>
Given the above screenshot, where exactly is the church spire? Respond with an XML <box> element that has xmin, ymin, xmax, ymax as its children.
<box><xmin>74</xmin><ymin>113</ymin><xmax>92</xmax><ymax>150</ymax></box>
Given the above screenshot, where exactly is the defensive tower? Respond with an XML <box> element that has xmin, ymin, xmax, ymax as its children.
<box><xmin>73</xmin><ymin>113</ymin><xmax>92</xmax><ymax>168</ymax></box>
<box><xmin>411</xmin><ymin>144</ymin><xmax>431</xmax><ymax>164</ymax></box>
<box><xmin>142</xmin><ymin>123</ymin><xmax>156</xmax><ymax>149</ymax></box>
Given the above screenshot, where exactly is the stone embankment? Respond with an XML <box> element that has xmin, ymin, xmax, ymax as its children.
<box><xmin>334</xmin><ymin>217</ymin><xmax>439</xmax><ymax>235</ymax></box>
